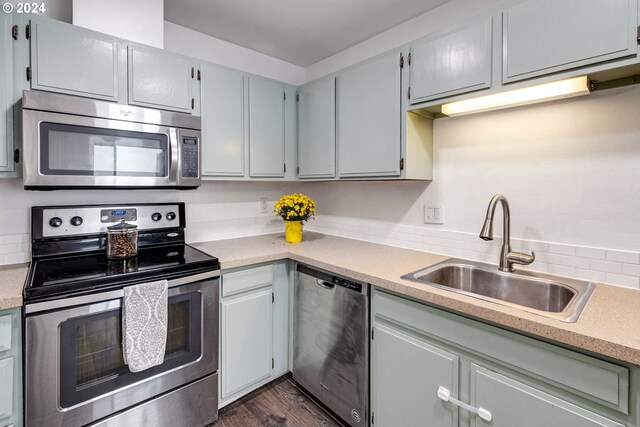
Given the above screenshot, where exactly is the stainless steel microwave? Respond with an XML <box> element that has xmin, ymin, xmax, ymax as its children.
<box><xmin>22</xmin><ymin>90</ymin><xmax>201</xmax><ymax>190</ymax></box>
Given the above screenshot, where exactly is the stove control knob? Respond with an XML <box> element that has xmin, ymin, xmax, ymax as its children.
<box><xmin>166</xmin><ymin>212</ymin><xmax>176</xmax><ymax>221</ymax></box>
<box><xmin>70</xmin><ymin>216</ymin><xmax>83</xmax><ymax>226</ymax></box>
<box><xmin>151</xmin><ymin>212</ymin><xmax>162</xmax><ymax>221</ymax></box>
<box><xmin>49</xmin><ymin>217</ymin><xmax>63</xmax><ymax>228</ymax></box>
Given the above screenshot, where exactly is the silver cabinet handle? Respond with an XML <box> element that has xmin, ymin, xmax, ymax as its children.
<box><xmin>437</xmin><ymin>386</ymin><xmax>492</xmax><ymax>423</ymax></box>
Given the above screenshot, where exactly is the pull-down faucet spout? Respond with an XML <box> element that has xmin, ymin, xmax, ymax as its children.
<box><xmin>479</xmin><ymin>194</ymin><xmax>535</xmax><ymax>272</ymax></box>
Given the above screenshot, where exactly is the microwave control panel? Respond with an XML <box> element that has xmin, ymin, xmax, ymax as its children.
<box><xmin>182</xmin><ymin>137</ymin><xmax>199</xmax><ymax>178</ymax></box>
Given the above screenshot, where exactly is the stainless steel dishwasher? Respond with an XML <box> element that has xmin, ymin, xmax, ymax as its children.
<box><xmin>293</xmin><ymin>263</ymin><xmax>369</xmax><ymax>427</ymax></box>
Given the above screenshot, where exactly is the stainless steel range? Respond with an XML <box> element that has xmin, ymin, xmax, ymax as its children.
<box><xmin>23</xmin><ymin>203</ymin><xmax>220</xmax><ymax>427</ymax></box>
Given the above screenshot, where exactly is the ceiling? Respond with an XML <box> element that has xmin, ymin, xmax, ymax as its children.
<box><xmin>164</xmin><ymin>0</ymin><xmax>453</xmax><ymax>67</ymax></box>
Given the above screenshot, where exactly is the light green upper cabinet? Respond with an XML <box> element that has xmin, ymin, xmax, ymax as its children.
<box><xmin>371</xmin><ymin>322</ymin><xmax>459</xmax><ymax>427</ymax></box>
<box><xmin>410</xmin><ymin>17</ymin><xmax>492</xmax><ymax>103</ymax></box>
<box><xmin>128</xmin><ymin>46</ymin><xmax>197</xmax><ymax>113</ymax></box>
<box><xmin>201</xmin><ymin>64</ymin><xmax>244</xmax><ymax>177</ymax></box>
<box><xmin>337</xmin><ymin>50</ymin><xmax>402</xmax><ymax>178</ymax></box>
<box><xmin>29</xmin><ymin>17</ymin><xmax>119</xmax><ymax>101</ymax></box>
<box><xmin>0</xmin><ymin>14</ymin><xmax>15</xmax><ymax>173</ymax></box>
<box><xmin>503</xmin><ymin>0</ymin><xmax>637</xmax><ymax>83</ymax></box>
<box><xmin>248</xmin><ymin>77</ymin><xmax>285</xmax><ymax>178</ymax></box>
<box><xmin>297</xmin><ymin>77</ymin><xmax>335</xmax><ymax>179</ymax></box>
<box><xmin>283</xmin><ymin>85</ymin><xmax>298</xmax><ymax>181</ymax></box>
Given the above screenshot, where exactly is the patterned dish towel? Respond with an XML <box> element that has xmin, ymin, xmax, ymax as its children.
<box><xmin>122</xmin><ymin>279</ymin><xmax>168</xmax><ymax>372</ymax></box>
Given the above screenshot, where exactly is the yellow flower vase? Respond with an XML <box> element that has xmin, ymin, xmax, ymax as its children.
<box><xmin>285</xmin><ymin>220</ymin><xmax>303</xmax><ymax>243</ymax></box>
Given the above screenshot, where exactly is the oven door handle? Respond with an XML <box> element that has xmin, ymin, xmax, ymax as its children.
<box><xmin>25</xmin><ymin>270</ymin><xmax>220</xmax><ymax>314</ymax></box>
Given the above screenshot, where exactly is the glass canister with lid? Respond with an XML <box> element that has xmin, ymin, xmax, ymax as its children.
<box><xmin>106</xmin><ymin>219</ymin><xmax>138</xmax><ymax>259</ymax></box>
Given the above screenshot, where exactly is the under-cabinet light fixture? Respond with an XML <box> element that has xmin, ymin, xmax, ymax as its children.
<box><xmin>441</xmin><ymin>75</ymin><xmax>590</xmax><ymax>117</ymax></box>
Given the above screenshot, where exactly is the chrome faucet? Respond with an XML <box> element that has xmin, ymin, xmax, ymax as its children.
<box><xmin>479</xmin><ymin>194</ymin><xmax>535</xmax><ymax>272</ymax></box>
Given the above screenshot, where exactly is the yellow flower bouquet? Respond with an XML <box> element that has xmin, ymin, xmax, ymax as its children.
<box><xmin>274</xmin><ymin>193</ymin><xmax>316</xmax><ymax>242</ymax></box>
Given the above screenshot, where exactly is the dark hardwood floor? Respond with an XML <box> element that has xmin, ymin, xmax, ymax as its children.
<box><xmin>209</xmin><ymin>377</ymin><xmax>345</xmax><ymax>427</ymax></box>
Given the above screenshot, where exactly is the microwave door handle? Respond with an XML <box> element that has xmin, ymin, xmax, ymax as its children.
<box><xmin>169</xmin><ymin>128</ymin><xmax>179</xmax><ymax>182</ymax></box>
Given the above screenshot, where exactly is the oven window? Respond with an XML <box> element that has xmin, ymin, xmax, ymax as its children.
<box><xmin>59</xmin><ymin>292</ymin><xmax>200</xmax><ymax>408</ymax></box>
<box><xmin>39</xmin><ymin>122</ymin><xmax>169</xmax><ymax>177</ymax></box>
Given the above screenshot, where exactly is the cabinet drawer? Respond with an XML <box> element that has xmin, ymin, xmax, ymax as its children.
<box><xmin>0</xmin><ymin>315</ymin><xmax>10</xmax><ymax>352</ymax></box>
<box><xmin>373</xmin><ymin>290</ymin><xmax>629</xmax><ymax>413</ymax></box>
<box><xmin>222</xmin><ymin>265</ymin><xmax>273</xmax><ymax>297</ymax></box>
<box><xmin>0</xmin><ymin>356</ymin><xmax>13</xmax><ymax>420</ymax></box>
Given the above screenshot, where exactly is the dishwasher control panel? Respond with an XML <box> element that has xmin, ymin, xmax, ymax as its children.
<box><xmin>335</xmin><ymin>277</ymin><xmax>362</xmax><ymax>293</ymax></box>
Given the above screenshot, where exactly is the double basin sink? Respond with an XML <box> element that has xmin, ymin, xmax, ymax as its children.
<box><xmin>401</xmin><ymin>259</ymin><xmax>595</xmax><ymax>322</ymax></box>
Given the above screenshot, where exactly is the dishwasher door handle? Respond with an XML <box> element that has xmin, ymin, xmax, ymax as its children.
<box><xmin>316</xmin><ymin>279</ymin><xmax>335</xmax><ymax>289</ymax></box>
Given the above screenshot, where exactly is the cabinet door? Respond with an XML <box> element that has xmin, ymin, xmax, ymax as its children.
<box><xmin>298</xmin><ymin>78</ymin><xmax>335</xmax><ymax>179</ymax></box>
<box><xmin>248</xmin><ymin>77</ymin><xmax>285</xmax><ymax>177</ymax></box>
<box><xmin>201</xmin><ymin>64</ymin><xmax>244</xmax><ymax>177</ymax></box>
<box><xmin>337</xmin><ymin>51</ymin><xmax>401</xmax><ymax>178</ymax></box>
<box><xmin>221</xmin><ymin>288</ymin><xmax>273</xmax><ymax>398</ymax></box>
<box><xmin>0</xmin><ymin>14</ymin><xmax>14</xmax><ymax>172</ymax></box>
<box><xmin>471</xmin><ymin>365</ymin><xmax>624</xmax><ymax>427</ymax></box>
<box><xmin>410</xmin><ymin>17</ymin><xmax>492</xmax><ymax>103</ymax></box>
<box><xmin>30</xmin><ymin>18</ymin><xmax>119</xmax><ymax>101</ymax></box>
<box><xmin>503</xmin><ymin>0</ymin><xmax>637</xmax><ymax>83</ymax></box>
<box><xmin>0</xmin><ymin>357</ymin><xmax>13</xmax><ymax>421</ymax></box>
<box><xmin>371</xmin><ymin>322</ymin><xmax>459</xmax><ymax>427</ymax></box>
<box><xmin>128</xmin><ymin>46</ymin><xmax>194</xmax><ymax>113</ymax></box>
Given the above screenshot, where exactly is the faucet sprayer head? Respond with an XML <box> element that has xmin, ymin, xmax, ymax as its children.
<box><xmin>479</xmin><ymin>218</ymin><xmax>493</xmax><ymax>241</ymax></box>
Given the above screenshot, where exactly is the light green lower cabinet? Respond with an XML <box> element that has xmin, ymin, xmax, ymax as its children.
<box><xmin>472</xmin><ymin>365</ymin><xmax>624</xmax><ymax>427</ymax></box>
<box><xmin>221</xmin><ymin>288</ymin><xmax>273</xmax><ymax>397</ymax></box>
<box><xmin>219</xmin><ymin>262</ymin><xmax>290</xmax><ymax>406</ymax></box>
<box><xmin>0</xmin><ymin>307</ymin><xmax>22</xmax><ymax>427</ymax></box>
<box><xmin>372</xmin><ymin>322</ymin><xmax>458</xmax><ymax>427</ymax></box>
<box><xmin>371</xmin><ymin>289</ymin><xmax>636</xmax><ymax>427</ymax></box>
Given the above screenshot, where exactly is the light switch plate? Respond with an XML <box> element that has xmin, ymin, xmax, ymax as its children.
<box><xmin>424</xmin><ymin>203</ymin><xmax>444</xmax><ymax>224</ymax></box>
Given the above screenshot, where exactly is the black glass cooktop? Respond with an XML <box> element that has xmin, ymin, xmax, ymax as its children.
<box><xmin>25</xmin><ymin>244</ymin><xmax>219</xmax><ymax>302</ymax></box>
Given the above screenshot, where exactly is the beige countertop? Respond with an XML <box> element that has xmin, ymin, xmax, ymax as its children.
<box><xmin>193</xmin><ymin>232</ymin><xmax>640</xmax><ymax>366</ymax></box>
<box><xmin>0</xmin><ymin>263</ymin><xmax>28</xmax><ymax>310</ymax></box>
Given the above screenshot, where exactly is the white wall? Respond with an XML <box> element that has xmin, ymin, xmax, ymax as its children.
<box><xmin>164</xmin><ymin>22</ymin><xmax>305</xmax><ymax>86</ymax></box>
<box><xmin>73</xmin><ymin>0</ymin><xmax>164</xmax><ymax>48</ymax></box>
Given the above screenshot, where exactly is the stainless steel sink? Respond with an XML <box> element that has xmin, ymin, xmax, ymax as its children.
<box><xmin>401</xmin><ymin>259</ymin><xmax>596</xmax><ymax>322</ymax></box>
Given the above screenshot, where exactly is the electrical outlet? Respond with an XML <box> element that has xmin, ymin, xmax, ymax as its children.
<box><xmin>424</xmin><ymin>203</ymin><xmax>444</xmax><ymax>224</ymax></box>
<box><xmin>259</xmin><ymin>197</ymin><xmax>269</xmax><ymax>213</ymax></box>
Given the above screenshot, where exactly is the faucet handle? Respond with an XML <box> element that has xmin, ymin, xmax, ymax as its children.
<box><xmin>507</xmin><ymin>250</ymin><xmax>535</xmax><ymax>266</ymax></box>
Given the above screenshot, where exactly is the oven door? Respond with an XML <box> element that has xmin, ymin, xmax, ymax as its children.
<box><xmin>22</xmin><ymin>108</ymin><xmax>187</xmax><ymax>189</ymax></box>
<box><xmin>25</xmin><ymin>272</ymin><xmax>218</xmax><ymax>427</ymax></box>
